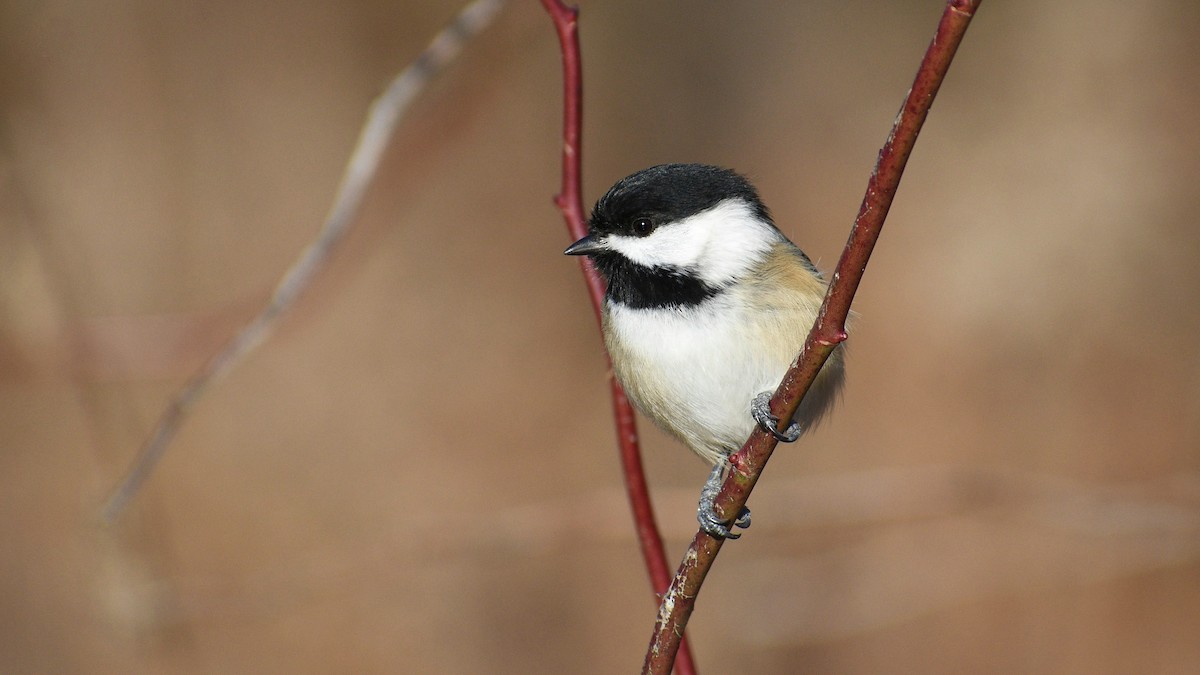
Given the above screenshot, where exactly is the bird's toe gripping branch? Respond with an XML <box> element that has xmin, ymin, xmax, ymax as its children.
<box><xmin>752</xmin><ymin>391</ymin><xmax>802</xmax><ymax>443</ymax></box>
<box><xmin>697</xmin><ymin>462</ymin><xmax>751</xmax><ymax>539</ymax></box>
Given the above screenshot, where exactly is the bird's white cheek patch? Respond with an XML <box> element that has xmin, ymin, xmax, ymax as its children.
<box><xmin>686</xmin><ymin>200</ymin><xmax>778</xmax><ymax>285</ymax></box>
<box><xmin>603</xmin><ymin>199</ymin><xmax>778</xmax><ymax>284</ymax></box>
<box><xmin>606</xmin><ymin>226</ymin><xmax>703</xmax><ymax>270</ymax></box>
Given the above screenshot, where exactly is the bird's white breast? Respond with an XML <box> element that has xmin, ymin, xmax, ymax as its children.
<box><xmin>604</xmin><ymin>289</ymin><xmax>792</xmax><ymax>465</ymax></box>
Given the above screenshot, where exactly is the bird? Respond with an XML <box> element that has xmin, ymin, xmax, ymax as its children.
<box><xmin>565</xmin><ymin>163</ymin><xmax>845</xmax><ymax>539</ymax></box>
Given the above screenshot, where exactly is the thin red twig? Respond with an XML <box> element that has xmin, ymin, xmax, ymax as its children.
<box><xmin>538</xmin><ymin>1</ymin><xmax>696</xmax><ymax>673</ymax></box>
<box><xmin>643</xmin><ymin>1</ymin><xmax>984</xmax><ymax>672</ymax></box>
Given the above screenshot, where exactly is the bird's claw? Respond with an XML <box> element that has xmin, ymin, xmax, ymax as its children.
<box><xmin>752</xmin><ymin>391</ymin><xmax>802</xmax><ymax>443</ymax></box>
<box><xmin>697</xmin><ymin>462</ymin><xmax>751</xmax><ymax>540</ymax></box>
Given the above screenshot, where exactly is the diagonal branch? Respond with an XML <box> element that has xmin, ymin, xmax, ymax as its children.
<box><xmin>643</xmin><ymin>1</ymin><xmax>984</xmax><ymax>672</ymax></box>
<box><xmin>538</xmin><ymin>1</ymin><xmax>698</xmax><ymax>673</ymax></box>
<box><xmin>100</xmin><ymin>0</ymin><xmax>508</xmax><ymax>523</ymax></box>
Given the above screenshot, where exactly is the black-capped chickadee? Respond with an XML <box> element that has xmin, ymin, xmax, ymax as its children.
<box><xmin>565</xmin><ymin>163</ymin><xmax>845</xmax><ymax>539</ymax></box>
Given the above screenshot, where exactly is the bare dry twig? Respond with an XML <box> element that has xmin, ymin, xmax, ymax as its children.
<box><xmin>538</xmin><ymin>1</ymin><xmax>698</xmax><ymax>673</ymax></box>
<box><xmin>643</xmin><ymin>1</ymin><xmax>985</xmax><ymax>672</ymax></box>
<box><xmin>101</xmin><ymin>0</ymin><xmax>507</xmax><ymax>523</ymax></box>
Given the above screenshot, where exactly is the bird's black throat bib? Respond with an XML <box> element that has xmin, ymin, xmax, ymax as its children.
<box><xmin>591</xmin><ymin>250</ymin><xmax>723</xmax><ymax>310</ymax></box>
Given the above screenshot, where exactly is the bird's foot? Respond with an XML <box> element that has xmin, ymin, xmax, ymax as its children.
<box><xmin>697</xmin><ymin>462</ymin><xmax>751</xmax><ymax>540</ymax></box>
<box><xmin>752</xmin><ymin>391</ymin><xmax>802</xmax><ymax>443</ymax></box>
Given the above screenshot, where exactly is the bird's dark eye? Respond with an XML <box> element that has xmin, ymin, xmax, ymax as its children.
<box><xmin>632</xmin><ymin>218</ymin><xmax>654</xmax><ymax>237</ymax></box>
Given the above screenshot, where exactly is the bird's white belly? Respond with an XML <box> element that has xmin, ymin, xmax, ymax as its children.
<box><xmin>605</xmin><ymin>299</ymin><xmax>787</xmax><ymax>463</ymax></box>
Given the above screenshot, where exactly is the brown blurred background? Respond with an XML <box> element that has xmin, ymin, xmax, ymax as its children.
<box><xmin>2</xmin><ymin>0</ymin><xmax>1198</xmax><ymax>672</ymax></box>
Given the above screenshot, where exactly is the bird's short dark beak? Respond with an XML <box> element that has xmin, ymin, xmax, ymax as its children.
<box><xmin>564</xmin><ymin>234</ymin><xmax>605</xmax><ymax>256</ymax></box>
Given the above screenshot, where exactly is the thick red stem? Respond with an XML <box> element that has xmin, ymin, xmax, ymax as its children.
<box><xmin>642</xmin><ymin>1</ymin><xmax>984</xmax><ymax>672</ymax></box>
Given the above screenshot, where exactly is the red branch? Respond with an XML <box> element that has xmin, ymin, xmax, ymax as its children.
<box><xmin>642</xmin><ymin>1</ymin><xmax>984</xmax><ymax>673</ymax></box>
<box><xmin>539</xmin><ymin>1</ymin><xmax>697</xmax><ymax>673</ymax></box>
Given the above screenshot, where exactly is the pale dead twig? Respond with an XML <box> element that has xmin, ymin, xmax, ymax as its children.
<box><xmin>101</xmin><ymin>0</ymin><xmax>508</xmax><ymax>523</ymax></box>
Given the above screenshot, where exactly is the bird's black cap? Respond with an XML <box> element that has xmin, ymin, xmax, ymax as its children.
<box><xmin>587</xmin><ymin>164</ymin><xmax>771</xmax><ymax>238</ymax></box>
